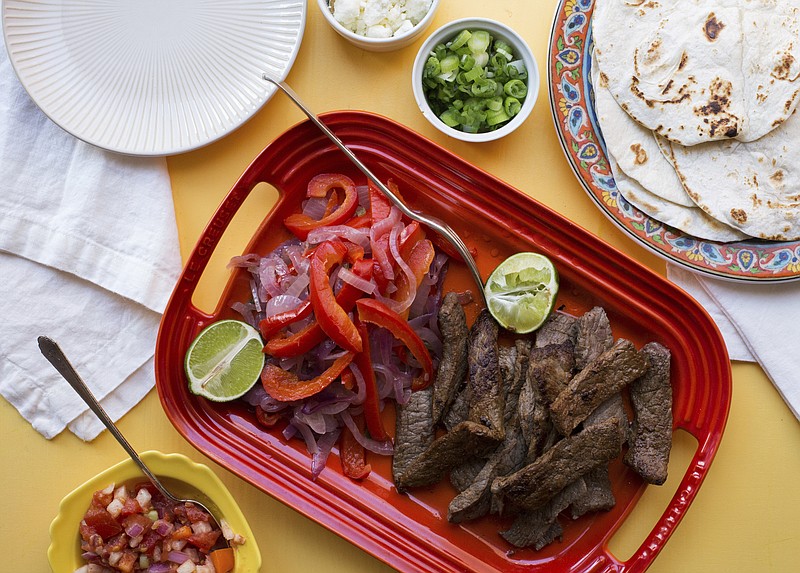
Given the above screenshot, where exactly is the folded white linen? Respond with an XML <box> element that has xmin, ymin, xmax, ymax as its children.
<box><xmin>0</xmin><ymin>42</ymin><xmax>182</xmax><ymax>440</ymax></box>
<box><xmin>667</xmin><ymin>264</ymin><xmax>800</xmax><ymax>420</ymax></box>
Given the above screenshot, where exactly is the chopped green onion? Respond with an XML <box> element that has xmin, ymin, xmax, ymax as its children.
<box><xmin>420</xmin><ymin>28</ymin><xmax>529</xmax><ymax>134</ymax></box>
<box><xmin>468</xmin><ymin>30</ymin><xmax>491</xmax><ymax>53</ymax></box>
<box><xmin>449</xmin><ymin>29</ymin><xmax>471</xmax><ymax>50</ymax></box>
<box><xmin>504</xmin><ymin>79</ymin><xmax>527</xmax><ymax>99</ymax></box>
<box><xmin>504</xmin><ymin>96</ymin><xmax>521</xmax><ymax>116</ymax></box>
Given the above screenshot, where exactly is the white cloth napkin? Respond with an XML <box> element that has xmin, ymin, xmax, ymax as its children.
<box><xmin>667</xmin><ymin>264</ymin><xmax>800</xmax><ymax>420</ymax></box>
<box><xmin>0</xmin><ymin>42</ymin><xmax>182</xmax><ymax>440</ymax></box>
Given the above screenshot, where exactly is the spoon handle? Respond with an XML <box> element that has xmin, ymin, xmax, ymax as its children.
<box><xmin>37</xmin><ymin>336</ymin><xmax>177</xmax><ymax>503</ymax></box>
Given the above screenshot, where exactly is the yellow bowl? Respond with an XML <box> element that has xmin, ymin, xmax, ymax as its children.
<box><xmin>47</xmin><ymin>451</ymin><xmax>261</xmax><ymax>573</ymax></box>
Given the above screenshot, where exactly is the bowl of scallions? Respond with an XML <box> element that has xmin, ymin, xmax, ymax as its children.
<box><xmin>412</xmin><ymin>18</ymin><xmax>538</xmax><ymax>142</ymax></box>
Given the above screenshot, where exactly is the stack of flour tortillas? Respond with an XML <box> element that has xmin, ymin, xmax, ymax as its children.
<box><xmin>591</xmin><ymin>0</ymin><xmax>800</xmax><ymax>242</ymax></box>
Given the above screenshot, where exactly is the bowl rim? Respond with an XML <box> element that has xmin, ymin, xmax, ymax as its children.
<box><xmin>411</xmin><ymin>16</ymin><xmax>540</xmax><ymax>142</ymax></box>
<box><xmin>317</xmin><ymin>0</ymin><xmax>440</xmax><ymax>46</ymax></box>
<box><xmin>47</xmin><ymin>450</ymin><xmax>261</xmax><ymax>573</ymax></box>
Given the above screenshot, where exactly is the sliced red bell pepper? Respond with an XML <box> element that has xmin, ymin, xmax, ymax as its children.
<box><xmin>356</xmin><ymin>298</ymin><xmax>434</xmax><ymax>391</ymax></box>
<box><xmin>264</xmin><ymin>258</ymin><xmax>373</xmax><ymax>358</ymax></box>
<box><xmin>354</xmin><ymin>323</ymin><xmax>388</xmax><ymax>441</ymax></box>
<box><xmin>284</xmin><ymin>174</ymin><xmax>359</xmax><ymax>240</ymax></box>
<box><xmin>339</xmin><ymin>414</ymin><xmax>371</xmax><ymax>480</ymax></box>
<box><xmin>259</xmin><ymin>301</ymin><xmax>313</xmax><ymax>339</ymax></box>
<box><xmin>392</xmin><ymin>239</ymin><xmax>436</xmax><ymax>318</ymax></box>
<box><xmin>310</xmin><ymin>241</ymin><xmax>361</xmax><ymax>353</ymax></box>
<box><xmin>368</xmin><ymin>179</ymin><xmax>393</xmax><ymax>222</ymax></box>
<box><xmin>260</xmin><ymin>352</ymin><xmax>355</xmax><ymax>401</ymax></box>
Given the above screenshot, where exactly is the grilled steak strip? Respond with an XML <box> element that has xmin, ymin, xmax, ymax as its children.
<box><xmin>432</xmin><ymin>292</ymin><xmax>469</xmax><ymax>425</ymax></box>
<box><xmin>570</xmin><ymin>307</ymin><xmax>623</xmax><ymax>517</ymax></box>
<box><xmin>573</xmin><ymin>307</ymin><xmax>614</xmax><ymax>371</ymax></box>
<box><xmin>443</xmin><ymin>385</ymin><xmax>485</xmax><ymax>492</ymax></box>
<box><xmin>534</xmin><ymin>311</ymin><xmax>578</xmax><ymax>347</ymax></box>
<box><xmin>395</xmin><ymin>421</ymin><xmax>501</xmax><ymax>491</ymax></box>
<box><xmin>467</xmin><ymin>310</ymin><xmax>505</xmax><ymax>438</ymax></box>
<box><xmin>625</xmin><ymin>342</ymin><xmax>672</xmax><ymax>485</ymax></box>
<box><xmin>392</xmin><ymin>387</ymin><xmax>435</xmax><ymax>484</ymax></box>
<box><xmin>550</xmin><ymin>339</ymin><xmax>649</xmax><ymax>436</ymax></box>
<box><xmin>490</xmin><ymin>417</ymin><xmax>623</xmax><ymax>512</ymax></box>
<box><xmin>448</xmin><ymin>342</ymin><xmax>528</xmax><ymax>517</ymax></box>
<box><xmin>500</xmin><ymin>478</ymin><xmax>588</xmax><ymax>548</ymax></box>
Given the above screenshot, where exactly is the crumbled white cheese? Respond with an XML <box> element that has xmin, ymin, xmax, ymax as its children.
<box><xmin>331</xmin><ymin>0</ymin><xmax>433</xmax><ymax>38</ymax></box>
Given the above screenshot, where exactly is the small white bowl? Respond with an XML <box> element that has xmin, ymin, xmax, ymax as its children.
<box><xmin>318</xmin><ymin>0</ymin><xmax>440</xmax><ymax>52</ymax></box>
<box><xmin>412</xmin><ymin>18</ymin><xmax>539</xmax><ymax>142</ymax></box>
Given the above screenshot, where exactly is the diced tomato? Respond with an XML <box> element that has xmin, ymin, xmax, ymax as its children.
<box><xmin>118</xmin><ymin>496</ymin><xmax>143</xmax><ymax>518</ymax></box>
<box><xmin>117</xmin><ymin>550</ymin><xmax>137</xmax><ymax>573</ymax></box>
<box><xmin>122</xmin><ymin>513</ymin><xmax>152</xmax><ymax>535</ymax></box>
<box><xmin>83</xmin><ymin>507</ymin><xmax>123</xmax><ymax>540</ymax></box>
<box><xmin>189</xmin><ymin>529</ymin><xmax>222</xmax><ymax>551</ymax></box>
<box><xmin>185</xmin><ymin>502</ymin><xmax>210</xmax><ymax>523</ymax></box>
<box><xmin>138</xmin><ymin>529</ymin><xmax>161</xmax><ymax>555</ymax></box>
<box><xmin>91</xmin><ymin>487</ymin><xmax>113</xmax><ymax>508</ymax></box>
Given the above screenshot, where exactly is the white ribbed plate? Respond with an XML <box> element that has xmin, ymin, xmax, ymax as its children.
<box><xmin>2</xmin><ymin>0</ymin><xmax>306</xmax><ymax>156</ymax></box>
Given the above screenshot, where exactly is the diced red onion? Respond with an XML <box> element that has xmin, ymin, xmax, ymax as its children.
<box><xmin>153</xmin><ymin>519</ymin><xmax>174</xmax><ymax>537</ymax></box>
<box><xmin>124</xmin><ymin>522</ymin><xmax>145</xmax><ymax>538</ymax></box>
<box><xmin>339</xmin><ymin>409</ymin><xmax>394</xmax><ymax>455</ymax></box>
<box><xmin>147</xmin><ymin>564</ymin><xmax>172</xmax><ymax>573</ymax></box>
<box><xmin>167</xmin><ymin>550</ymin><xmax>191</xmax><ymax>564</ymax></box>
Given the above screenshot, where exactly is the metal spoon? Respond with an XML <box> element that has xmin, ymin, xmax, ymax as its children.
<box><xmin>262</xmin><ymin>73</ymin><xmax>487</xmax><ymax>306</ymax></box>
<box><xmin>37</xmin><ymin>336</ymin><xmax>228</xmax><ymax>544</ymax></box>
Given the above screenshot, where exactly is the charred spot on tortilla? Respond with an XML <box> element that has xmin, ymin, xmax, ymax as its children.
<box><xmin>772</xmin><ymin>50</ymin><xmax>799</xmax><ymax>82</ymax></box>
<box><xmin>770</xmin><ymin>170</ymin><xmax>785</xmax><ymax>185</ymax></box>
<box><xmin>678</xmin><ymin>52</ymin><xmax>688</xmax><ymax>71</ymax></box>
<box><xmin>704</xmin><ymin>13</ymin><xmax>725</xmax><ymax>42</ymax></box>
<box><xmin>598</xmin><ymin>71</ymin><xmax>609</xmax><ymax>88</ymax></box>
<box><xmin>730</xmin><ymin>208</ymin><xmax>748</xmax><ymax>224</ymax></box>
<box><xmin>695</xmin><ymin>78</ymin><xmax>739</xmax><ymax>137</ymax></box>
<box><xmin>630</xmin><ymin>143</ymin><xmax>648</xmax><ymax>165</ymax></box>
<box><xmin>661</xmin><ymin>79</ymin><xmax>675</xmax><ymax>96</ymax></box>
<box><xmin>630</xmin><ymin>76</ymin><xmax>691</xmax><ymax>109</ymax></box>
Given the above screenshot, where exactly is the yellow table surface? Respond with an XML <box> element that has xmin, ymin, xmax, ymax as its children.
<box><xmin>4</xmin><ymin>2</ymin><xmax>800</xmax><ymax>572</ymax></box>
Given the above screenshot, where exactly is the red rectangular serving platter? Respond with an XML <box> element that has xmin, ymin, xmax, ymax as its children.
<box><xmin>155</xmin><ymin>111</ymin><xmax>732</xmax><ymax>573</ymax></box>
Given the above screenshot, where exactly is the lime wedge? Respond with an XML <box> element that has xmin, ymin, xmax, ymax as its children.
<box><xmin>484</xmin><ymin>252</ymin><xmax>559</xmax><ymax>334</ymax></box>
<box><xmin>184</xmin><ymin>320</ymin><xmax>265</xmax><ymax>402</ymax></box>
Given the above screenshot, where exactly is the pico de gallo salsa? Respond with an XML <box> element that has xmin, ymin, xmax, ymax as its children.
<box><xmin>75</xmin><ymin>481</ymin><xmax>243</xmax><ymax>573</ymax></box>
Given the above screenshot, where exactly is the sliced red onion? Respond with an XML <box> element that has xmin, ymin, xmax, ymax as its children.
<box><xmin>387</xmin><ymin>222</ymin><xmax>416</xmax><ymax>313</ymax></box>
<box><xmin>346</xmin><ymin>363</ymin><xmax>367</xmax><ymax>406</ymax></box>
<box><xmin>289</xmin><ymin>420</ymin><xmax>318</xmax><ymax>455</ymax></box>
<box><xmin>307</xmin><ymin>225</ymin><xmax>370</xmax><ymax>249</ymax></box>
<box><xmin>249</xmin><ymin>279</ymin><xmax>262</xmax><ymax>313</ymax></box>
<box><xmin>258</xmin><ymin>255</ymin><xmax>290</xmax><ymax>298</ymax></box>
<box><xmin>311</xmin><ymin>427</ymin><xmax>341</xmax><ymax>480</ymax></box>
<box><xmin>301</xmin><ymin>196</ymin><xmax>329</xmax><ymax>220</ymax></box>
<box><xmin>230</xmin><ymin>301</ymin><xmax>258</xmax><ymax>328</ymax></box>
<box><xmin>227</xmin><ymin>253</ymin><xmax>261</xmax><ymax>269</ymax></box>
<box><xmin>338</xmin><ymin>266</ymin><xmax>376</xmax><ymax>294</ymax></box>
<box><xmin>356</xmin><ymin>184</ymin><xmax>370</xmax><ymax>209</ymax></box>
<box><xmin>285</xmin><ymin>273</ymin><xmax>310</xmax><ymax>299</ymax></box>
<box><xmin>265</xmin><ymin>294</ymin><xmax>303</xmax><ymax>317</ymax></box>
<box><xmin>339</xmin><ymin>409</ymin><xmax>394</xmax><ymax>455</ymax></box>
<box><xmin>284</xmin><ymin>244</ymin><xmax>310</xmax><ymax>275</ymax></box>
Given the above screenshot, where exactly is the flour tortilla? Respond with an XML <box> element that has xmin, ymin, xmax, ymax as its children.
<box><xmin>662</xmin><ymin>114</ymin><xmax>800</xmax><ymax>240</ymax></box>
<box><xmin>592</xmin><ymin>60</ymin><xmax>695</xmax><ymax>207</ymax></box>
<box><xmin>608</xmin><ymin>155</ymin><xmax>751</xmax><ymax>242</ymax></box>
<box><xmin>592</xmin><ymin>0</ymin><xmax>800</xmax><ymax>146</ymax></box>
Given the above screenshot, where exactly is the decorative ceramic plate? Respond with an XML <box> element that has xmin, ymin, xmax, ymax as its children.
<box><xmin>47</xmin><ymin>451</ymin><xmax>261</xmax><ymax>573</ymax></box>
<box><xmin>155</xmin><ymin>111</ymin><xmax>731</xmax><ymax>572</ymax></box>
<box><xmin>547</xmin><ymin>0</ymin><xmax>800</xmax><ymax>282</ymax></box>
<box><xmin>2</xmin><ymin>0</ymin><xmax>306</xmax><ymax>156</ymax></box>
